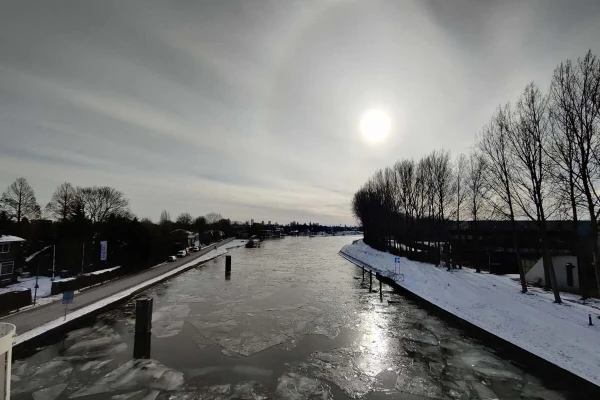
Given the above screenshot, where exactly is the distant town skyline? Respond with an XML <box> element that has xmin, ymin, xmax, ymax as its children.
<box><xmin>1</xmin><ymin>0</ymin><xmax>599</xmax><ymax>224</ymax></box>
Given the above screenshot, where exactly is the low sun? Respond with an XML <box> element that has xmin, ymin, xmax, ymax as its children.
<box><xmin>360</xmin><ymin>109</ymin><xmax>391</xmax><ymax>144</ymax></box>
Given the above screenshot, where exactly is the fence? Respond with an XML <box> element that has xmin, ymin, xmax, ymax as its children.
<box><xmin>50</xmin><ymin>267</ymin><xmax>122</xmax><ymax>295</ymax></box>
<box><xmin>0</xmin><ymin>323</ymin><xmax>15</xmax><ymax>400</ymax></box>
<box><xmin>0</xmin><ymin>289</ymin><xmax>32</xmax><ymax>316</ymax></box>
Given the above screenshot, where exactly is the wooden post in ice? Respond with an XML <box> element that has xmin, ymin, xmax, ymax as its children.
<box><xmin>379</xmin><ymin>278</ymin><xmax>383</xmax><ymax>301</ymax></box>
<box><xmin>589</xmin><ymin>314</ymin><xmax>593</xmax><ymax>326</ymax></box>
<box><xmin>225</xmin><ymin>255</ymin><xmax>232</xmax><ymax>280</ymax></box>
<box><xmin>362</xmin><ymin>266</ymin><xmax>364</xmax><ymax>281</ymax></box>
<box><xmin>134</xmin><ymin>297</ymin><xmax>153</xmax><ymax>359</ymax></box>
<box><xmin>369</xmin><ymin>270</ymin><xmax>372</xmax><ymax>292</ymax></box>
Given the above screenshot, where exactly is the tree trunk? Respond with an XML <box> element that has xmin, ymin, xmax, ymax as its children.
<box><xmin>540</xmin><ymin>222</ymin><xmax>562</xmax><ymax>303</ymax></box>
<box><xmin>589</xmin><ymin>221</ymin><xmax>600</xmax><ymax>294</ymax></box>
<box><xmin>579</xmin><ymin>167</ymin><xmax>600</xmax><ymax>294</ymax></box>
<box><xmin>474</xmin><ymin>221</ymin><xmax>481</xmax><ymax>273</ymax></box>
<box><xmin>511</xmin><ymin>219</ymin><xmax>527</xmax><ymax>293</ymax></box>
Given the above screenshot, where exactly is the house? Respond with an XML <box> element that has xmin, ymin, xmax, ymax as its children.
<box><xmin>526</xmin><ymin>255</ymin><xmax>581</xmax><ymax>293</ymax></box>
<box><xmin>0</xmin><ymin>235</ymin><xmax>25</xmax><ymax>286</ymax></box>
<box><xmin>170</xmin><ymin>229</ymin><xmax>199</xmax><ymax>250</ymax></box>
<box><xmin>449</xmin><ymin>220</ymin><xmax>588</xmax><ymax>274</ymax></box>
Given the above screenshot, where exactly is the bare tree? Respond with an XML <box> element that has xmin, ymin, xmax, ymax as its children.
<box><xmin>394</xmin><ymin>159</ymin><xmax>417</xmax><ymax>254</ymax></box>
<box><xmin>75</xmin><ymin>186</ymin><xmax>130</xmax><ymax>223</ymax></box>
<box><xmin>159</xmin><ymin>210</ymin><xmax>171</xmax><ymax>225</ymax></box>
<box><xmin>431</xmin><ymin>149</ymin><xmax>455</xmax><ymax>264</ymax></box>
<box><xmin>194</xmin><ymin>216</ymin><xmax>207</xmax><ymax>233</ymax></box>
<box><xmin>466</xmin><ymin>151</ymin><xmax>489</xmax><ymax>273</ymax></box>
<box><xmin>1</xmin><ymin>177</ymin><xmax>41</xmax><ymax>222</ymax></box>
<box><xmin>45</xmin><ymin>182</ymin><xmax>76</xmax><ymax>221</ymax></box>
<box><xmin>176</xmin><ymin>212</ymin><xmax>194</xmax><ymax>226</ymax></box>
<box><xmin>453</xmin><ymin>153</ymin><xmax>468</xmax><ymax>269</ymax></box>
<box><xmin>478</xmin><ymin>106</ymin><xmax>527</xmax><ymax>292</ymax></box>
<box><xmin>508</xmin><ymin>83</ymin><xmax>561</xmax><ymax>303</ymax></box>
<box><xmin>205</xmin><ymin>212</ymin><xmax>223</xmax><ymax>225</ymax></box>
<box><xmin>550</xmin><ymin>51</ymin><xmax>600</xmax><ymax>294</ymax></box>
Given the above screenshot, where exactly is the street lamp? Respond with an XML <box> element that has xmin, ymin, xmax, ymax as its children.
<box><xmin>33</xmin><ymin>257</ymin><xmax>40</xmax><ymax>305</ymax></box>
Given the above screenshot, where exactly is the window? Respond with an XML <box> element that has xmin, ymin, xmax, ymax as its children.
<box><xmin>0</xmin><ymin>261</ymin><xmax>14</xmax><ymax>276</ymax></box>
<box><xmin>0</xmin><ymin>243</ymin><xmax>9</xmax><ymax>253</ymax></box>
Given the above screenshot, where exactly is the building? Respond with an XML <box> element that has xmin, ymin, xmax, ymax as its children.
<box><xmin>170</xmin><ymin>229</ymin><xmax>199</xmax><ymax>250</ymax></box>
<box><xmin>449</xmin><ymin>220</ymin><xmax>588</xmax><ymax>274</ymax></box>
<box><xmin>526</xmin><ymin>255</ymin><xmax>581</xmax><ymax>293</ymax></box>
<box><xmin>0</xmin><ymin>235</ymin><xmax>25</xmax><ymax>286</ymax></box>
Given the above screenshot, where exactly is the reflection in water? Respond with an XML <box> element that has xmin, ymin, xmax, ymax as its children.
<box><xmin>11</xmin><ymin>236</ymin><xmax>587</xmax><ymax>400</ymax></box>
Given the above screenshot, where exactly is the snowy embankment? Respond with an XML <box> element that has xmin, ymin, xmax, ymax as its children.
<box><xmin>14</xmin><ymin>239</ymin><xmax>244</xmax><ymax>346</ymax></box>
<box><xmin>0</xmin><ymin>276</ymin><xmax>52</xmax><ymax>297</ymax></box>
<box><xmin>340</xmin><ymin>240</ymin><xmax>600</xmax><ymax>388</ymax></box>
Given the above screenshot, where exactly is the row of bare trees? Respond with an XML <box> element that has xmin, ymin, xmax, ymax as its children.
<box><xmin>353</xmin><ymin>50</ymin><xmax>600</xmax><ymax>302</ymax></box>
<box><xmin>0</xmin><ymin>178</ymin><xmax>131</xmax><ymax>224</ymax></box>
<box><xmin>1</xmin><ymin>178</ymin><xmax>228</xmax><ymax>230</ymax></box>
<box><xmin>45</xmin><ymin>182</ymin><xmax>130</xmax><ymax>223</ymax></box>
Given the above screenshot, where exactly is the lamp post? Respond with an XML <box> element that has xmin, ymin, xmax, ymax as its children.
<box><xmin>33</xmin><ymin>257</ymin><xmax>40</xmax><ymax>305</ymax></box>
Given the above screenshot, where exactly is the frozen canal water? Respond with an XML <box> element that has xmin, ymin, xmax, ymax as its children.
<box><xmin>11</xmin><ymin>236</ymin><xmax>590</xmax><ymax>399</ymax></box>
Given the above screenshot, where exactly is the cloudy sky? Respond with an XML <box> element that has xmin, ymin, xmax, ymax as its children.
<box><xmin>1</xmin><ymin>0</ymin><xmax>599</xmax><ymax>225</ymax></box>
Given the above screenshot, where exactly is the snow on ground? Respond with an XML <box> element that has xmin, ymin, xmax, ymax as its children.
<box><xmin>340</xmin><ymin>240</ymin><xmax>600</xmax><ymax>387</ymax></box>
<box><xmin>218</xmin><ymin>239</ymin><xmax>247</xmax><ymax>250</ymax></box>
<box><xmin>0</xmin><ymin>276</ymin><xmax>53</xmax><ymax>297</ymax></box>
<box><xmin>14</xmin><ymin>241</ymin><xmax>236</xmax><ymax>345</ymax></box>
<box><xmin>87</xmin><ymin>266</ymin><xmax>120</xmax><ymax>275</ymax></box>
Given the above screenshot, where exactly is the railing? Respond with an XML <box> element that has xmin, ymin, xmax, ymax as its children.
<box><xmin>0</xmin><ymin>323</ymin><xmax>15</xmax><ymax>400</ymax></box>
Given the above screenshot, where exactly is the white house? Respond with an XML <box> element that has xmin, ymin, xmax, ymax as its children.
<box><xmin>525</xmin><ymin>255</ymin><xmax>579</xmax><ymax>293</ymax></box>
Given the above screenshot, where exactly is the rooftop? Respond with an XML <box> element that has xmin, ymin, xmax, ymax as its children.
<box><xmin>0</xmin><ymin>235</ymin><xmax>25</xmax><ymax>243</ymax></box>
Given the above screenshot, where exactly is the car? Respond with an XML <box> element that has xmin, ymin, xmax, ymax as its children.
<box><xmin>190</xmin><ymin>246</ymin><xmax>200</xmax><ymax>252</ymax></box>
<box><xmin>176</xmin><ymin>250</ymin><xmax>187</xmax><ymax>258</ymax></box>
<box><xmin>167</xmin><ymin>255</ymin><xmax>177</xmax><ymax>262</ymax></box>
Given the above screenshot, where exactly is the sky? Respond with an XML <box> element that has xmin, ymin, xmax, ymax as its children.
<box><xmin>1</xmin><ymin>0</ymin><xmax>599</xmax><ymax>225</ymax></box>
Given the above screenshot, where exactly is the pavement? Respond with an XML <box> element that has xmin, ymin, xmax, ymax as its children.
<box><xmin>1</xmin><ymin>238</ymin><xmax>234</xmax><ymax>337</ymax></box>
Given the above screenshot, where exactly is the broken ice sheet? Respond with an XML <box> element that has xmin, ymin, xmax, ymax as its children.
<box><xmin>520</xmin><ymin>379</ymin><xmax>567</xmax><ymax>400</ymax></box>
<box><xmin>112</xmin><ymin>389</ymin><xmax>161</xmax><ymax>400</ymax></box>
<box><xmin>459</xmin><ymin>351</ymin><xmax>523</xmax><ymax>381</ymax></box>
<box><xmin>64</xmin><ymin>337</ymin><xmax>127</xmax><ymax>360</ymax></box>
<box><xmin>32</xmin><ymin>383</ymin><xmax>67</xmax><ymax>400</ymax></box>
<box><xmin>300</xmin><ymin>348</ymin><xmax>375</xmax><ymax>398</ymax></box>
<box><xmin>275</xmin><ymin>373</ymin><xmax>330</xmax><ymax>400</ymax></box>
<box><xmin>156</xmin><ymin>381</ymin><xmax>268</xmax><ymax>400</ymax></box>
<box><xmin>397</xmin><ymin>329</ymin><xmax>439</xmax><ymax>346</ymax></box>
<box><xmin>62</xmin><ymin>325</ymin><xmax>127</xmax><ymax>360</ymax></box>
<box><xmin>153</xmin><ymin>304</ymin><xmax>191</xmax><ymax>322</ymax></box>
<box><xmin>219</xmin><ymin>331</ymin><xmax>289</xmax><ymax>356</ymax></box>
<box><xmin>152</xmin><ymin>304</ymin><xmax>191</xmax><ymax>338</ymax></box>
<box><xmin>78</xmin><ymin>359</ymin><xmax>113</xmax><ymax>373</ymax></box>
<box><xmin>395</xmin><ymin>359</ymin><xmax>443</xmax><ymax>400</ymax></box>
<box><xmin>11</xmin><ymin>360</ymin><xmax>73</xmax><ymax>395</ymax></box>
<box><xmin>70</xmin><ymin>359</ymin><xmax>184</xmax><ymax>398</ymax></box>
<box><xmin>306</xmin><ymin>317</ymin><xmax>340</xmax><ymax>339</ymax></box>
<box><xmin>231</xmin><ymin>365</ymin><xmax>273</xmax><ymax>377</ymax></box>
<box><xmin>153</xmin><ymin>321</ymin><xmax>185</xmax><ymax>338</ymax></box>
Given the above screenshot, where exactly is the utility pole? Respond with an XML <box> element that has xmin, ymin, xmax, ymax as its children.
<box><xmin>52</xmin><ymin>244</ymin><xmax>56</xmax><ymax>281</ymax></box>
<box><xmin>81</xmin><ymin>242</ymin><xmax>85</xmax><ymax>275</ymax></box>
<box><xmin>33</xmin><ymin>257</ymin><xmax>40</xmax><ymax>305</ymax></box>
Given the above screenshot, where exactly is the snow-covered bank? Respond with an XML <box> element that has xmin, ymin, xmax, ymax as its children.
<box><xmin>0</xmin><ymin>276</ymin><xmax>52</xmax><ymax>298</ymax></box>
<box><xmin>14</xmin><ymin>239</ymin><xmax>238</xmax><ymax>346</ymax></box>
<box><xmin>340</xmin><ymin>240</ymin><xmax>600</xmax><ymax>387</ymax></box>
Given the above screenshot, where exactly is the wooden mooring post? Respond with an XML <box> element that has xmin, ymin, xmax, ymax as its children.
<box><xmin>225</xmin><ymin>255</ymin><xmax>232</xmax><ymax>280</ymax></box>
<box><xmin>134</xmin><ymin>297</ymin><xmax>153</xmax><ymax>358</ymax></box>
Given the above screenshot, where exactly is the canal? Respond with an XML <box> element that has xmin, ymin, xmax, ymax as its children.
<box><xmin>11</xmin><ymin>236</ymin><xmax>582</xmax><ymax>399</ymax></box>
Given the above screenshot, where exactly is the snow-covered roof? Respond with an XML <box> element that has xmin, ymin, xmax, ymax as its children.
<box><xmin>0</xmin><ymin>235</ymin><xmax>25</xmax><ymax>243</ymax></box>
